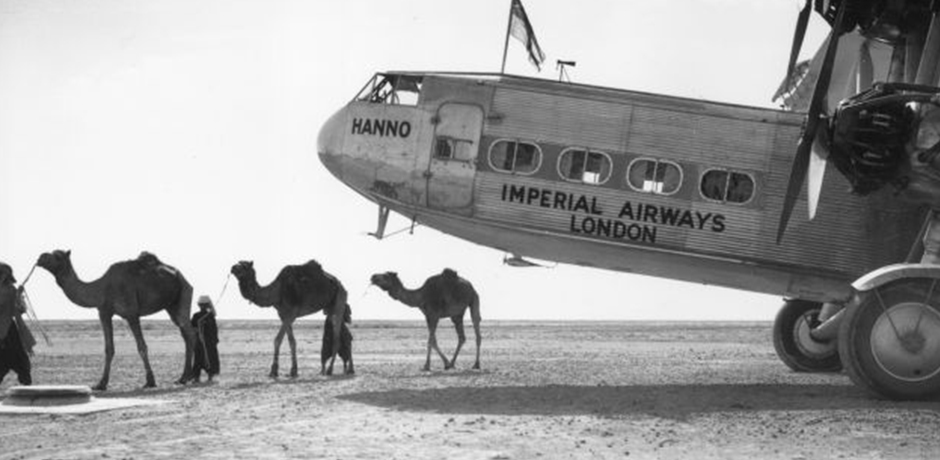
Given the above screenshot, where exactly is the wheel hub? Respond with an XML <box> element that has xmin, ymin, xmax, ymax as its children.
<box><xmin>899</xmin><ymin>330</ymin><xmax>926</xmax><ymax>354</ymax></box>
<box><xmin>795</xmin><ymin>311</ymin><xmax>837</xmax><ymax>358</ymax></box>
<box><xmin>871</xmin><ymin>302</ymin><xmax>940</xmax><ymax>381</ymax></box>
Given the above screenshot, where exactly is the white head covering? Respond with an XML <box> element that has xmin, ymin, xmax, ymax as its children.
<box><xmin>197</xmin><ymin>295</ymin><xmax>212</xmax><ymax>306</ymax></box>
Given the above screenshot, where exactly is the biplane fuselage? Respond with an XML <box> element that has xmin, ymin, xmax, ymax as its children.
<box><xmin>318</xmin><ymin>72</ymin><xmax>921</xmax><ymax>304</ymax></box>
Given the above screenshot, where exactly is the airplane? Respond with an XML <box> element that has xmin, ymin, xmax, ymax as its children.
<box><xmin>317</xmin><ymin>0</ymin><xmax>940</xmax><ymax>400</ymax></box>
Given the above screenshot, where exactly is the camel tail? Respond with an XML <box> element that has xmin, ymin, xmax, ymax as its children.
<box><xmin>344</xmin><ymin>304</ymin><xmax>352</xmax><ymax>324</ymax></box>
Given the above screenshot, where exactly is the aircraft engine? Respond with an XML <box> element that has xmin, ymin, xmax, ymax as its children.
<box><xmin>827</xmin><ymin>84</ymin><xmax>937</xmax><ymax>197</ymax></box>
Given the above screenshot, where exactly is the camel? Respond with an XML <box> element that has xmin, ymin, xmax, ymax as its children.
<box><xmin>230</xmin><ymin>260</ymin><xmax>352</xmax><ymax>377</ymax></box>
<box><xmin>36</xmin><ymin>250</ymin><xmax>197</xmax><ymax>390</ymax></box>
<box><xmin>370</xmin><ymin>268</ymin><xmax>481</xmax><ymax>371</ymax></box>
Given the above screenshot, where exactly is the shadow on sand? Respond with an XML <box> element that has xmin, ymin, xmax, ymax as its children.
<box><xmin>390</xmin><ymin>369</ymin><xmax>494</xmax><ymax>380</ymax></box>
<box><xmin>339</xmin><ymin>383</ymin><xmax>940</xmax><ymax>420</ymax></box>
<box><xmin>101</xmin><ymin>373</ymin><xmax>353</xmax><ymax>397</ymax></box>
<box><xmin>103</xmin><ymin>383</ymin><xmax>199</xmax><ymax>399</ymax></box>
<box><xmin>225</xmin><ymin>373</ymin><xmax>356</xmax><ymax>392</ymax></box>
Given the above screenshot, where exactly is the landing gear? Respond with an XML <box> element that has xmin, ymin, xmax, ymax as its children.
<box><xmin>773</xmin><ymin>299</ymin><xmax>842</xmax><ymax>372</ymax></box>
<box><xmin>839</xmin><ymin>277</ymin><xmax>940</xmax><ymax>400</ymax></box>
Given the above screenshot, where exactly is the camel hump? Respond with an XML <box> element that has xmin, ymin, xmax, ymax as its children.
<box><xmin>441</xmin><ymin>268</ymin><xmax>458</xmax><ymax>282</ymax></box>
<box><xmin>279</xmin><ymin>260</ymin><xmax>327</xmax><ymax>306</ymax></box>
<box><xmin>302</xmin><ymin>260</ymin><xmax>323</xmax><ymax>274</ymax></box>
<box><xmin>278</xmin><ymin>260</ymin><xmax>323</xmax><ymax>282</ymax></box>
<box><xmin>130</xmin><ymin>252</ymin><xmax>179</xmax><ymax>278</ymax></box>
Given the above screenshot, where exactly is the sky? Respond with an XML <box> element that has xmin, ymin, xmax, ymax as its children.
<box><xmin>0</xmin><ymin>0</ymin><xmax>831</xmax><ymax>321</ymax></box>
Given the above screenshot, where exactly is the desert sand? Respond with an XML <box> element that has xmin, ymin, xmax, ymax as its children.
<box><xmin>1</xmin><ymin>320</ymin><xmax>939</xmax><ymax>459</ymax></box>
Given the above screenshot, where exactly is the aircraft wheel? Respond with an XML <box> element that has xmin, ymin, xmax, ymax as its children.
<box><xmin>839</xmin><ymin>278</ymin><xmax>940</xmax><ymax>400</ymax></box>
<box><xmin>773</xmin><ymin>299</ymin><xmax>841</xmax><ymax>372</ymax></box>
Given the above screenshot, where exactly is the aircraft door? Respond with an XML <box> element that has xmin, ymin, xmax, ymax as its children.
<box><xmin>427</xmin><ymin>103</ymin><xmax>483</xmax><ymax>214</ymax></box>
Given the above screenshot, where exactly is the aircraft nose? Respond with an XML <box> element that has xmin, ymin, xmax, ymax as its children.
<box><xmin>317</xmin><ymin>107</ymin><xmax>348</xmax><ymax>180</ymax></box>
<box><xmin>316</xmin><ymin>103</ymin><xmax>418</xmax><ymax>205</ymax></box>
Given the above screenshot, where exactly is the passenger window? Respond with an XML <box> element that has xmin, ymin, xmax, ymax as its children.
<box><xmin>434</xmin><ymin>138</ymin><xmax>453</xmax><ymax>160</ymax></box>
<box><xmin>727</xmin><ymin>172</ymin><xmax>754</xmax><ymax>203</ymax></box>
<box><xmin>701</xmin><ymin>169</ymin><xmax>755</xmax><ymax>204</ymax></box>
<box><xmin>434</xmin><ymin>137</ymin><xmax>474</xmax><ymax>162</ymax></box>
<box><xmin>627</xmin><ymin>158</ymin><xmax>682</xmax><ymax>195</ymax></box>
<box><xmin>558</xmin><ymin>149</ymin><xmax>611</xmax><ymax>185</ymax></box>
<box><xmin>489</xmin><ymin>140</ymin><xmax>541</xmax><ymax>175</ymax></box>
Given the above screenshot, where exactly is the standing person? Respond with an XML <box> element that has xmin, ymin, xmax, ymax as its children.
<box><xmin>191</xmin><ymin>295</ymin><xmax>220</xmax><ymax>383</ymax></box>
<box><xmin>0</xmin><ymin>262</ymin><xmax>33</xmax><ymax>386</ymax></box>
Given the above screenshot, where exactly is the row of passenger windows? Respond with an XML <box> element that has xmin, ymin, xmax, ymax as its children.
<box><xmin>486</xmin><ymin>139</ymin><xmax>755</xmax><ymax>204</ymax></box>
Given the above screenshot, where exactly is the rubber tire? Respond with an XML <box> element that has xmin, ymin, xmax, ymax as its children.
<box><xmin>773</xmin><ymin>299</ymin><xmax>842</xmax><ymax>372</ymax></box>
<box><xmin>839</xmin><ymin>278</ymin><xmax>940</xmax><ymax>400</ymax></box>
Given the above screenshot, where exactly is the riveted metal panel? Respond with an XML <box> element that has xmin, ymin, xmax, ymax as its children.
<box><xmin>474</xmin><ymin>168</ymin><xmax>918</xmax><ymax>278</ymax></box>
<box><xmin>411</xmin><ymin>75</ymin><xmax>920</xmax><ymax>280</ymax></box>
<box><xmin>627</xmin><ymin>106</ymin><xmax>778</xmax><ymax>171</ymax></box>
<box><xmin>486</xmin><ymin>89</ymin><xmax>631</xmax><ymax>152</ymax></box>
<box><xmin>486</xmin><ymin>82</ymin><xmax>797</xmax><ymax>174</ymax></box>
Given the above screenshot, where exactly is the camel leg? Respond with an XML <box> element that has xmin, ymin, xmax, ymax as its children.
<box><xmin>168</xmin><ymin>311</ymin><xmax>197</xmax><ymax>385</ymax></box>
<box><xmin>424</xmin><ymin>316</ymin><xmax>449</xmax><ymax>371</ymax></box>
<box><xmin>126</xmin><ymin>317</ymin><xmax>156</xmax><ymax>388</ymax></box>
<box><xmin>447</xmin><ymin>315</ymin><xmax>466</xmax><ymax>370</ymax></box>
<box><xmin>95</xmin><ymin>311</ymin><xmax>115</xmax><ymax>391</ymax></box>
<box><xmin>472</xmin><ymin>319</ymin><xmax>482</xmax><ymax>370</ymax></box>
<box><xmin>326</xmin><ymin>310</ymin><xmax>345</xmax><ymax>376</ymax></box>
<box><xmin>286</xmin><ymin>322</ymin><xmax>299</xmax><ymax>378</ymax></box>
<box><xmin>271</xmin><ymin>322</ymin><xmax>288</xmax><ymax>378</ymax></box>
<box><xmin>326</xmin><ymin>293</ymin><xmax>348</xmax><ymax>376</ymax></box>
<box><xmin>343</xmin><ymin>323</ymin><xmax>355</xmax><ymax>375</ymax></box>
<box><xmin>322</xmin><ymin>316</ymin><xmax>336</xmax><ymax>376</ymax></box>
<box><xmin>423</xmin><ymin>316</ymin><xmax>435</xmax><ymax>371</ymax></box>
<box><xmin>172</xmin><ymin>278</ymin><xmax>197</xmax><ymax>385</ymax></box>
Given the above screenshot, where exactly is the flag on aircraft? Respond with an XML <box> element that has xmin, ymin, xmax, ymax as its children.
<box><xmin>502</xmin><ymin>0</ymin><xmax>545</xmax><ymax>72</ymax></box>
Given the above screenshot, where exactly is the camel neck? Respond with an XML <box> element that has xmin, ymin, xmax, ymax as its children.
<box><xmin>54</xmin><ymin>264</ymin><xmax>106</xmax><ymax>308</ymax></box>
<box><xmin>235</xmin><ymin>275</ymin><xmax>279</xmax><ymax>307</ymax></box>
<box><xmin>389</xmin><ymin>284</ymin><xmax>423</xmax><ymax>308</ymax></box>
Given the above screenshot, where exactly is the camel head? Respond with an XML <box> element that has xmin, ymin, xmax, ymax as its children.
<box><xmin>370</xmin><ymin>272</ymin><xmax>402</xmax><ymax>293</ymax></box>
<box><xmin>230</xmin><ymin>260</ymin><xmax>255</xmax><ymax>281</ymax></box>
<box><xmin>37</xmin><ymin>250</ymin><xmax>73</xmax><ymax>277</ymax></box>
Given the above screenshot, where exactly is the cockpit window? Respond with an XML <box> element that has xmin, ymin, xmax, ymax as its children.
<box><xmin>355</xmin><ymin>73</ymin><xmax>423</xmax><ymax>106</ymax></box>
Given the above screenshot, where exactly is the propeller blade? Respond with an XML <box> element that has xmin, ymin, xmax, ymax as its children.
<box><xmin>915</xmin><ymin>11</ymin><xmax>940</xmax><ymax>85</ymax></box>
<box><xmin>777</xmin><ymin>125</ymin><xmax>814</xmax><ymax>243</ymax></box>
<box><xmin>904</xmin><ymin>208</ymin><xmax>933</xmax><ymax>263</ymax></box>
<box><xmin>856</xmin><ymin>38</ymin><xmax>873</xmax><ymax>93</ymax></box>
<box><xmin>807</xmin><ymin>129</ymin><xmax>829</xmax><ymax>219</ymax></box>
<box><xmin>776</xmin><ymin>3</ymin><xmax>847</xmax><ymax>243</ymax></box>
<box><xmin>785</xmin><ymin>0</ymin><xmax>813</xmax><ymax>86</ymax></box>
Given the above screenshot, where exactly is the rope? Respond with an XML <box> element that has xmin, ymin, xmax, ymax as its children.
<box><xmin>19</xmin><ymin>287</ymin><xmax>52</xmax><ymax>346</ymax></box>
<box><xmin>19</xmin><ymin>262</ymin><xmax>37</xmax><ymax>288</ymax></box>
<box><xmin>358</xmin><ymin>285</ymin><xmax>372</xmax><ymax>301</ymax></box>
<box><xmin>216</xmin><ymin>273</ymin><xmax>232</xmax><ymax>308</ymax></box>
<box><xmin>11</xmin><ymin>262</ymin><xmax>51</xmax><ymax>346</ymax></box>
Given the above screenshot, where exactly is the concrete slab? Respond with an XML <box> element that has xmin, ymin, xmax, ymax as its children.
<box><xmin>1</xmin><ymin>385</ymin><xmax>167</xmax><ymax>415</ymax></box>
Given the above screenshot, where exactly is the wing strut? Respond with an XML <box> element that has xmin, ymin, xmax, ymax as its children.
<box><xmin>369</xmin><ymin>205</ymin><xmax>391</xmax><ymax>240</ymax></box>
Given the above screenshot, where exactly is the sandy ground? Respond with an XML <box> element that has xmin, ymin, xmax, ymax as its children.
<box><xmin>1</xmin><ymin>320</ymin><xmax>939</xmax><ymax>460</ymax></box>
